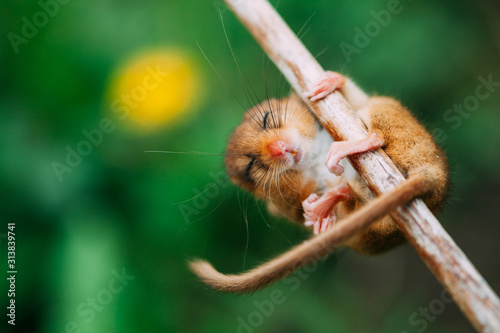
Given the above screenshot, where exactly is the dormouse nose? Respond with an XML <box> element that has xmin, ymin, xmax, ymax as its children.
<box><xmin>269</xmin><ymin>140</ymin><xmax>286</xmax><ymax>157</ymax></box>
<box><xmin>269</xmin><ymin>140</ymin><xmax>298</xmax><ymax>158</ymax></box>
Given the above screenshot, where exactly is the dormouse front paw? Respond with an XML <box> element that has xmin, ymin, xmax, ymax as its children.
<box><xmin>326</xmin><ymin>133</ymin><xmax>384</xmax><ymax>175</ymax></box>
<box><xmin>305</xmin><ymin>71</ymin><xmax>346</xmax><ymax>102</ymax></box>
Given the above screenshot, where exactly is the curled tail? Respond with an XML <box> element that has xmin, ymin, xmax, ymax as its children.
<box><xmin>189</xmin><ymin>175</ymin><xmax>425</xmax><ymax>293</ymax></box>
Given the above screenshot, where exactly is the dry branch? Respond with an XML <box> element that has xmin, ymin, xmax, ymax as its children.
<box><xmin>224</xmin><ymin>0</ymin><xmax>500</xmax><ymax>331</ymax></box>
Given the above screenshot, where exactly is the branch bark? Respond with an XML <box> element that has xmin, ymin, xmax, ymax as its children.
<box><xmin>224</xmin><ymin>0</ymin><xmax>500</xmax><ymax>331</ymax></box>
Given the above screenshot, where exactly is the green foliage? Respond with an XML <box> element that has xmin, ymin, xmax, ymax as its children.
<box><xmin>1</xmin><ymin>0</ymin><xmax>499</xmax><ymax>332</ymax></box>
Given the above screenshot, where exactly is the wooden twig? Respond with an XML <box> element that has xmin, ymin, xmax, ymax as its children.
<box><xmin>224</xmin><ymin>0</ymin><xmax>500</xmax><ymax>331</ymax></box>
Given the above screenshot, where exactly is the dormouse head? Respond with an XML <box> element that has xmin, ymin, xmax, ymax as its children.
<box><xmin>224</xmin><ymin>96</ymin><xmax>318</xmax><ymax>195</ymax></box>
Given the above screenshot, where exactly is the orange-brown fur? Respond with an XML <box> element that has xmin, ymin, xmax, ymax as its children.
<box><xmin>225</xmin><ymin>95</ymin><xmax>321</xmax><ymax>223</ymax></box>
<box><xmin>191</xmin><ymin>75</ymin><xmax>449</xmax><ymax>292</ymax></box>
<box><xmin>343</xmin><ymin>97</ymin><xmax>449</xmax><ymax>253</ymax></box>
<box><xmin>225</xmin><ymin>93</ymin><xmax>449</xmax><ymax>254</ymax></box>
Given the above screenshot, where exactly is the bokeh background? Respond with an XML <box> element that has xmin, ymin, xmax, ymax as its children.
<box><xmin>2</xmin><ymin>0</ymin><xmax>500</xmax><ymax>332</ymax></box>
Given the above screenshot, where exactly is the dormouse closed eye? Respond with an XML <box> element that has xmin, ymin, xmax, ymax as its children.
<box><xmin>262</xmin><ymin>110</ymin><xmax>281</xmax><ymax>130</ymax></box>
<box><xmin>245</xmin><ymin>156</ymin><xmax>256</xmax><ymax>180</ymax></box>
<box><xmin>262</xmin><ymin>111</ymin><xmax>270</xmax><ymax>129</ymax></box>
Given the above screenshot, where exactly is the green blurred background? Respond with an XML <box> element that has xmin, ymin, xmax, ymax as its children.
<box><xmin>2</xmin><ymin>0</ymin><xmax>500</xmax><ymax>332</ymax></box>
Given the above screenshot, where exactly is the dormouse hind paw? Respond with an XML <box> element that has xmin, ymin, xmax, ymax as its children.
<box><xmin>302</xmin><ymin>184</ymin><xmax>351</xmax><ymax>235</ymax></box>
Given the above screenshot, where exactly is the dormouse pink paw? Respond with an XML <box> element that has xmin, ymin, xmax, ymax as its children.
<box><xmin>326</xmin><ymin>133</ymin><xmax>384</xmax><ymax>175</ymax></box>
<box><xmin>305</xmin><ymin>71</ymin><xmax>346</xmax><ymax>102</ymax></box>
<box><xmin>302</xmin><ymin>184</ymin><xmax>351</xmax><ymax>235</ymax></box>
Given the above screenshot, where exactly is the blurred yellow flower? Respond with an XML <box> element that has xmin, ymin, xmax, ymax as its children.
<box><xmin>108</xmin><ymin>50</ymin><xmax>200</xmax><ymax>130</ymax></box>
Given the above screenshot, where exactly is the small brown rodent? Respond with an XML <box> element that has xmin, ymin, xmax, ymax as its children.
<box><xmin>190</xmin><ymin>71</ymin><xmax>449</xmax><ymax>292</ymax></box>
